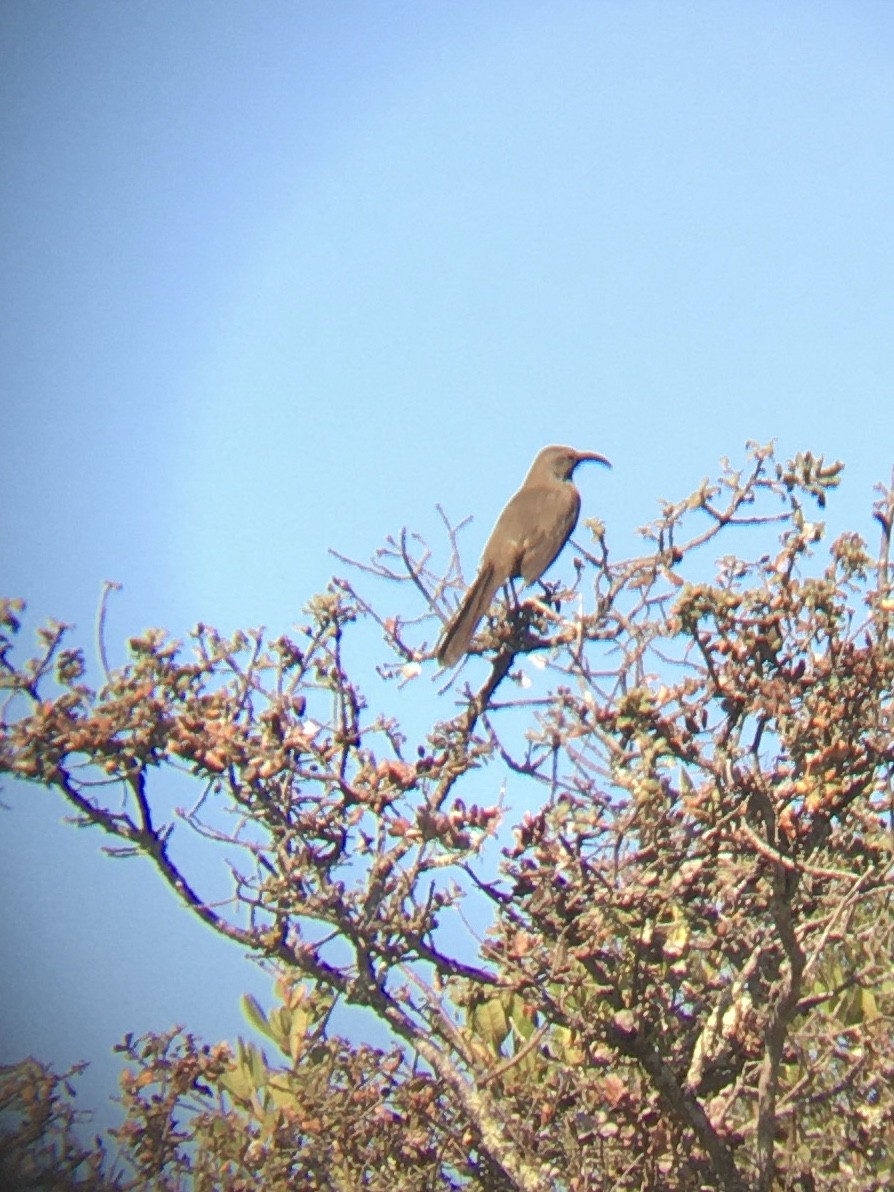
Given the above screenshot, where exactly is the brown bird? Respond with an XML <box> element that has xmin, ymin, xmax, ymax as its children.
<box><xmin>437</xmin><ymin>445</ymin><xmax>611</xmax><ymax>667</ymax></box>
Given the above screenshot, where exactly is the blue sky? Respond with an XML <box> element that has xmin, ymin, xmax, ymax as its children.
<box><xmin>2</xmin><ymin>0</ymin><xmax>894</xmax><ymax>1139</ymax></box>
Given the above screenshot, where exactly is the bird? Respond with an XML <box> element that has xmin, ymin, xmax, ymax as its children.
<box><xmin>436</xmin><ymin>445</ymin><xmax>611</xmax><ymax>667</ymax></box>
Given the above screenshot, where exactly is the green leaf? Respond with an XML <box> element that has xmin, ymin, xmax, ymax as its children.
<box><xmin>242</xmin><ymin>993</ymin><xmax>273</xmax><ymax>1042</ymax></box>
<box><xmin>469</xmin><ymin>997</ymin><xmax>509</xmax><ymax>1054</ymax></box>
<box><xmin>288</xmin><ymin>1007</ymin><xmax>312</xmax><ymax>1063</ymax></box>
<box><xmin>861</xmin><ymin>988</ymin><xmax>879</xmax><ymax>1022</ymax></box>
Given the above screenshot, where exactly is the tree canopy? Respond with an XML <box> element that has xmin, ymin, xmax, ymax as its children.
<box><xmin>2</xmin><ymin>443</ymin><xmax>893</xmax><ymax>1191</ymax></box>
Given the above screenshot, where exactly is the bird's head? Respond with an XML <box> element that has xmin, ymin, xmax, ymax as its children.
<box><xmin>532</xmin><ymin>445</ymin><xmax>612</xmax><ymax>482</ymax></box>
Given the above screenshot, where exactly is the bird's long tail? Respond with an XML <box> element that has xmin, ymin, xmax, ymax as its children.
<box><xmin>437</xmin><ymin>563</ymin><xmax>499</xmax><ymax>667</ymax></box>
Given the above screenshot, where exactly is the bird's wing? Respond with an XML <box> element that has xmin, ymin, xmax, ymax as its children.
<box><xmin>517</xmin><ymin>486</ymin><xmax>581</xmax><ymax>585</ymax></box>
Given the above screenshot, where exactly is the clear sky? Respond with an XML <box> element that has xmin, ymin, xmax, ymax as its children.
<box><xmin>2</xmin><ymin>0</ymin><xmax>894</xmax><ymax>1139</ymax></box>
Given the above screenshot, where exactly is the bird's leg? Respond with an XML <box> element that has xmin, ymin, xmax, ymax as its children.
<box><xmin>502</xmin><ymin>579</ymin><xmax>524</xmax><ymax>633</ymax></box>
<box><xmin>494</xmin><ymin>580</ymin><xmax>529</xmax><ymax>655</ymax></box>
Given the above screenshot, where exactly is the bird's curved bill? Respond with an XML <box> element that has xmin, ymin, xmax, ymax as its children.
<box><xmin>576</xmin><ymin>451</ymin><xmax>612</xmax><ymax>468</ymax></box>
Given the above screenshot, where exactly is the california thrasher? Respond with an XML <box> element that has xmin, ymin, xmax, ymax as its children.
<box><xmin>437</xmin><ymin>445</ymin><xmax>611</xmax><ymax>667</ymax></box>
